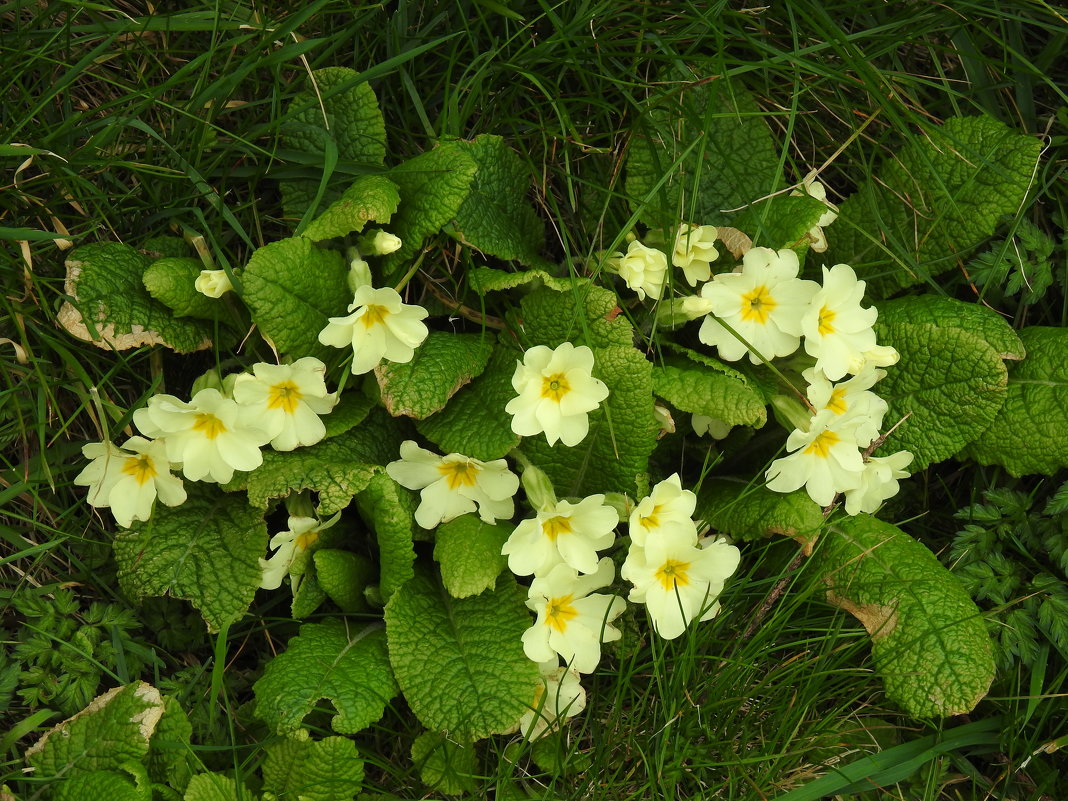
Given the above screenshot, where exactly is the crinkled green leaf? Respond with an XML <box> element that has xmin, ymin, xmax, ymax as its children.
<box><xmin>416</xmin><ymin>345</ymin><xmax>523</xmax><ymax>461</ymax></box>
<box><xmin>303</xmin><ymin>174</ymin><xmax>401</xmax><ymax>242</ymax></box>
<box><xmin>442</xmin><ymin>134</ymin><xmax>546</xmax><ymax>266</ymax></box>
<box><xmin>53</xmin><ymin>768</ymin><xmax>150</xmax><ymax>801</ymax></box>
<box><xmin>733</xmin><ymin>193</ymin><xmax>829</xmax><ymax>252</ymax></box>
<box><xmin>147</xmin><ymin>696</ymin><xmax>194</xmax><ymax>793</ymax></box>
<box><xmin>518</xmin><ymin>284</ymin><xmax>632</xmax><ymax>349</ymax></box>
<box><xmin>281</xmin><ymin>67</ymin><xmax>387</xmax><ymax>218</ymax></box>
<box><xmin>183</xmin><ymin>772</ymin><xmax>247</xmax><ymax>801</ymax></box>
<box><xmin>315</xmin><ymin>549</ymin><xmax>376</xmax><ymax>612</ymax></box>
<box><xmin>113</xmin><ymin>489</ymin><xmax>265</xmax><ymax>633</ymax></box>
<box><xmin>356</xmin><ymin>472</ymin><xmax>416</xmax><ymax>602</ymax></box>
<box><xmin>323</xmin><ymin>392</ymin><xmax>376</xmax><ymax>438</ymax></box>
<box><xmin>25</xmin><ymin>682</ymin><xmax>164</xmax><ymax>779</ymax></box>
<box><xmin>877</xmin><ymin>295</ymin><xmax>1025</xmax><ymax>361</ymax></box>
<box><xmin>141</xmin><ymin>235</ymin><xmax>193</xmax><ymax>258</ymax></box>
<box><xmin>376</xmin><ymin>332</ymin><xmax>494</xmax><ymax>420</ymax></box>
<box><xmin>434</xmin><ymin>515</ymin><xmax>510</xmax><ymax>599</ymax></box>
<box><xmin>141</xmin><ymin>257</ymin><xmax>223</xmax><ymax>320</ymax></box>
<box><xmin>873</xmin><ymin>320</ymin><xmax>1008</xmax><ymax>470</ymax></box>
<box><xmin>254</xmin><ymin>621</ymin><xmax>398</xmax><ymax>735</ymax></box>
<box><xmin>963</xmin><ymin>326</ymin><xmax>1068</xmax><ymax>475</ymax></box>
<box><xmin>696</xmin><ymin>480</ymin><xmax>823</xmax><ymax>544</ymax></box>
<box><xmin>242</xmin><ymin>236</ymin><xmax>348</xmax><ymax>360</ymax></box>
<box><xmin>826</xmin><ymin>115</ymin><xmax>1042</xmax><ymax>296</ymax></box>
<box><xmin>652</xmin><ymin>364</ymin><xmax>766</xmax><ymax>428</ymax></box>
<box><xmin>813</xmin><ymin>515</ymin><xmax>994</xmax><ymax>718</ymax></box>
<box><xmin>57</xmin><ymin>243</ymin><xmax>213</xmax><ymax>353</ymax></box>
<box><xmin>291</xmin><ymin>568</ymin><xmax>328</xmax><ymax>619</ymax></box>
<box><xmin>522</xmin><ymin>345</ymin><xmax>658</xmax><ymax>498</ymax></box>
<box><xmin>411</xmin><ymin>731</ymin><xmax>478</xmax><ymax>796</ymax></box>
<box><xmin>468</xmin><ymin>267</ymin><xmax>584</xmax><ymax>295</ymax></box>
<box><xmin>626</xmin><ymin>70</ymin><xmax>780</xmax><ymax>228</ymax></box>
<box><xmin>385</xmin><ymin>570</ymin><xmax>538</xmax><ymax>741</ymax></box>
<box><xmin>383</xmin><ymin>143</ymin><xmax>478</xmax><ymax>266</ymax></box>
<box><xmin>262</xmin><ymin>735</ymin><xmax>365</xmax><ymax>801</ymax></box>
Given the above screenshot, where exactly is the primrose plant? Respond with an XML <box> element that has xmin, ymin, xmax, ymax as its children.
<box><xmin>49</xmin><ymin>65</ymin><xmax>1050</xmax><ymax>795</ymax></box>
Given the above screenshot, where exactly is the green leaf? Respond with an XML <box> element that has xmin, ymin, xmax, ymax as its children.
<box><xmin>314</xmin><ymin>549</ymin><xmax>376</xmax><ymax>612</ymax></box>
<box><xmin>183</xmin><ymin>772</ymin><xmax>247</xmax><ymax>801</ymax></box>
<box><xmin>522</xmin><ymin>345</ymin><xmax>658</xmax><ymax>498</ymax></box>
<box><xmin>291</xmin><ymin>569</ymin><xmax>328</xmax><ymax>619</ymax></box>
<box><xmin>147</xmin><ymin>696</ymin><xmax>194</xmax><ymax>793</ymax></box>
<box><xmin>357</xmin><ymin>472</ymin><xmax>417</xmax><ymax>602</ymax></box>
<box><xmin>280</xmin><ymin>67</ymin><xmax>387</xmax><ymax>218</ymax></box>
<box><xmin>626</xmin><ymin>71</ymin><xmax>780</xmax><ymax>228</ymax></box>
<box><xmin>415</xmin><ymin>345</ymin><xmax>523</xmax><ymax>461</ymax></box>
<box><xmin>384</xmin><ymin>570</ymin><xmax>539</xmax><ymax>741</ymax></box>
<box><xmin>113</xmin><ymin>488</ymin><xmax>265</xmax><ymax>633</ymax></box>
<box><xmin>242</xmin><ymin>236</ymin><xmax>348</xmax><ymax>361</ymax></box>
<box><xmin>246</xmin><ymin>438</ymin><xmax>379</xmax><ymax>516</ymax></box>
<box><xmin>518</xmin><ymin>284</ymin><xmax>632</xmax><ymax>349</ymax></box>
<box><xmin>442</xmin><ymin>135</ymin><xmax>546</xmax><ymax>266</ymax></box>
<box><xmin>826</xmin><ymin>115</ymin><xmax>1042</xmax><ymax>296</ymax></box>
<box><xmin>468</xmin><ymin>266</ymin><xmax>584</xmax><ymax>295</ymax></box>
<box><xmin>254</xmin><ymin>620</ymin><xmax>398</xmax><ymax>735</ymax></box>
<box><xmin>383</xmin><ymin>143</ymin><xmax>479</xmax><ymax>265</ymax></box>
<box><xmin>872</xmin><ymin>320</ymin><xmax>1008</xmax><ymax>470</ymax></box>
<box><xmin>56</xmin><ymin>243</ymin><xmax>213</xmax><ymax>353</ymax></box>
<box><xmin>25</xmin><ymin>683</ymin><xmax>165</xmax><ymax>780</ymax></box>
<box><xmin>963</xmin><ymin>326</ymin><xmax>1068</xmax><ymax>475</ymax></box>
<box><xmin>303</xmin><ymin>174</ymin><xmax>402</xmax><ymax>242</ymax></box>
<box><xmin>652</xmin><ymin>364</ymin><xmax>767</xmax><ymax>429</ymax></box>
<box><xmin>877</xmin><ymin>295</ymin><xmax>1025</xmax><ymax>361</ymax></box>
<box><xmin>434</xmin><ymin>515</ymin><xmax>510</xmax><ymax>599</ymax></box>
<box><xmin>141</xmin><ymin>235</ymin><xmax>193</xmax><ymax>258</ymax></box>
<box><xmin>53</xmin><ymin>768</ymin><xmax>150</xmax><ymax>801</ymax></box>
<box><xmin>695</xmin><ymin>480</ymin><xmax>823</xmax><ymax>544</ymax></box>
<box><xmin>812</xmin><ymin>515</ymin><xmax>995</xmax><ymax>718</ymax></box>
<box><xmin>323</xmin><ymin>392</ymin><xmax>376</xmax><ymax>439</ymax></box>
<box><xmin>376</xmin><ymin>332</ymin><xmax>494</xmax><ymax>420</ymax></box>
<box><xmin>411</xmin><ymin>731</ymin><xmax>479</xmax><ymax>795</ymax></box>
<box><xmin>262</xmin><ymin>734</ymin><xmax>365</xmax><ymax>801</ymax></box>
<box><xmin>733</xmin><ymin>193</ymin><xmax>829</xmax><ymax>252</ymax></box>
<box><xmin>141</xmin><ymin>257</ymin><xmax>224</xmax><ymax>320</ymax></box>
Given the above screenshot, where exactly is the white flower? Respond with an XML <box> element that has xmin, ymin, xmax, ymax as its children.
<box><xmin>516</xmin><ymin>659</ymin><xmax>587</xmax><ymax>741</ymax></box>
<box><xmin>502</xmin><ymin>495</ymin><xmax>618</xmax><ymax>576</ymax></box>
<box><xmin>194</xmin><ymin>269</ymin><xmax>233</xmax><ymax>298</ymax></box>
<box><xmin>74</xmin><ymin>437</ymin><xmax>186</xmax><ymax>527</ymax></box>
<box><xmin>385</xmin><ymin>440</ymin><xmax>519</xmax><ymax>529</ymax></box>
<box><xmin>347</xmin><ymin>257</ymin><xmax>373</xmax><ymax>293</ymax></box>
<box><xmin>504</xmin><ymin>343</ymin><xmax>609</xmax><ymax>447</ymax></box>
<box><xmin>628</xmin><ymin>474</ymin><xmax>699</xmax><ymax>557</ymax></box>
<box><xmin>802</xmin><ymin>365</ymin><xmax>888</xmax><ymax>448</ymax></box>
<box><xmin>790</xmin><ymin>172</ymin><xmax>839</xmax><ymax>252</ymax></box>
<box><xmin>607</xmin><ymin>240</ymin><xmax>668</xmax><ymax>301</ymax></box>
<box><xmin>843</xmin><ymin>451</ymin><xmax>913</xmax><ymax>516</ymax></box>
<box><xmin>849</xmin><ymin>343</ymin><xmax>900</xmax><ymax>374</ymax></box>
<box><xmin>764</xmin><ymin>410</ymin><xmax>867</xmax><ymax>506</ymax></box>
<box><xmin>522</xmin><ymin>558</ymin><xmax>626</xmax><ymax>674</ymax></box>
<box><xmin>672</xmin><ymin>223</ymin><xmax>720</xmax><ymax>286</ymax></box>
<box><xmin>698</xmin><ymin>247</ymin><xmax>819</xmax><ymax>363</ymax></box>
<box><xmin>369</xmin><ymin>230</ymin><xmax>402</xmax><ymax>255</ymax></box>
<box><xmin>692</xmin><ymin>414</ymin><xmax>732</xmax><ymax>440</ymax></box>
<box><xmin>623</xmin><ymin>535</ymin><xmax>740</xmax><ymax>640</ymax></box>
<box><xmin>801</xmin><ymin>264</ymin><xmax>878</xmax><ymax>382</ymax></box>
<box><xmin>231</xmin><ymin>357</ymin><xmax>338</xmax><ymax>451</ymax></box>
<box><xmin>653</xmin><ymin>402</ymin><xmax>676</xmax><ymax>435</ymax></box>
<box><xmin>259</xmin><ymin>512</ymin><xmax>341</xmax><ymax>590</ymax></box>
<box><xmin>318</xmin><ymin>285</ymin><xmax>429</xmax><ymax>375</ymax></box>
<box><xmin>132</xmin><ymin>389</ymin><xmax>272</xmax><ymax>483</ymax></box>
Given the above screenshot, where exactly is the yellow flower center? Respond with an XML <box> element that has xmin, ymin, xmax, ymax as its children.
<box><xmin>540</xmin><ymin>372</ymin><xmax>571</xmax><ymax>402</ymax></box>
<box><xmin>121</xmin><ymin>454</ymin><xmax>157</xmax><ymax>486</ymax></box>
<box><xmin>826</xmin><ymin>387</ymin><xmax>848</xmax><ymax>415</ymax></box>
<box><xmin>739</xmin><ymin>285</ymin><xmax>777</xmax><ymax>324</ymax></box>
<box><xmin>817</xmin><ymin>305</ymin><xmax>836</xmax><ymax>336</ymax></box>
<box><xmin>655</xmin><ymin>558</ymin><xmax>692</xmax><ymax>592</ymax></box>
<box><xmin>360</xmin><ymin>304</ymin><xmax>389</xmax><ymax>329</ymax></box>
<box><xmin>804</xmin><ymin>429</ymin><xmax>840</xmax><ymax>458</ymax></box>
<box><xmin>295</xmin><ymin>530</ymin><xmax>320</xmax><ymax>551</ymax></box>
<box><xmin>192</xmin><ymin>413</ymin><xmax>227</xmax><ymax>440</ymax></box>
<box><xmin>639</xmin><ymin>503</ymin><xmax>663</xmax><ymax>530</ymax></box>
<box><xmin>545</xmin><ymin>595</ymin><xmax>579</xmax><ymax>633</ymax></box>
<box><xmin>267</xmin><ymin>380</ymin><xmax>303</xmax><ymax>414</ymax></box>
<box><xmin>542</xmin><ymin>515</ymin><xmax>573</xmax><ymax>541</ymax></box>
<box><xmin>437</xmin><ymin>459</ymin><xmax>481</xmax><ymax>490</ymax></box>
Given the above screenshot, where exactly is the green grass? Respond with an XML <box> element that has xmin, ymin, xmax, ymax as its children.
<box><xmin>2</xmin><ymin>1</ymin><xmax>1067</xmax><ymax>799</ymax></box>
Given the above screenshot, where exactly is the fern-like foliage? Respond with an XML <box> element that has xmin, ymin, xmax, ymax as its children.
<box><xmin>966</xmin><ymin>217</ymin><xmax>1058</xmax><ymax>306</ymax></box>
<box><xmin>948</xmin><ymin>483</ymin><xmax>1068</xmax><ymax>671</ymax></box>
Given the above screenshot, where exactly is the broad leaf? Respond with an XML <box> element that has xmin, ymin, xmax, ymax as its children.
<box><xmin>434</xmin><ymin>515</ymin><xmax>510</xmax><ymax>598</ymax></box>
<box><xmin>468</xmin><ymin>266</ymin><xmax>584</xmax><ymax>295</ymax></box>
<box><xmin>147</xmin><ymin>696</ymin><xmax>195</xmax><ymax>793</ymax></box>
<box><xmin>385</xmin><ymin>570</ymin><xmax>538</xmax><ymax>741</ymax></box>
<box><xmin>315</xmin><ymin>549</ymin><xmax>376</xmax><ymax>612</ymax></box>
<box><xmin>141</xmin><ymin>257</ymin><xmax>225</xmax><ymax>320</ymax></box>
<box><xmin>411</xmin><ymin>731</ymin><xmax>478</xmax><ymax>795</ymax></box>
<box><xmin>376</xmin><ymin>331</ymin><xmax>494</xmax><ymax>419</ymax></box>
<box><xmin>356</xmin><ymin>472</ymin><xmax>417</xmax><ymax>602</ymax></box>
<box><xmin>303</xmin><ymin>174</ymin><xmax>401</xmax><ymax>242</ymax></box>
<box><xmin>733</xmin><ymin>193</ymin><xmax>829</xmax><ymax>252</ymax></box>
<box><xmin>696</xmin><ymin>480</ymin><xmax>823</xmax><ymax>545</ymax></box>
<box><xmin>813</xmin><ymin>515</ymin><xmax>994</xmax><ymax>718</ymax></box>
<box><xmin>652</xmin><ymin>364</ymin><xmax>767</xmax><ymax>429</ymax></box>
<box><xmin>877</xmin><ymin>295</ymin><xmax>1025</xmax><ymax>362</ymax></box>
<box><xmin>254</xmin><ymin>621</ymin><xmax>398</xmax><ymax>734</ymax></box>
<box><xmin>518</xmin><ymin>284</ymin><xmax>632</xmax><ymax>350</ymax></box>
<box><xmin>183</xmin><ymin>772</ymin><xmax>247</xmax><ymax>801</ymax></box>
<box><xmin>113</xmin><ymin>488</ymin><xmax>265</xmax><ymax>633</ymax></box>
<box><xmin>262</xmin><ymin>735</ymin><xmax>365</xmax><ymax>801</ymax></box>
<box><xmin>53</xmin><ymin>768</ymin><xmax>149</xmax><ymax>801</ymax></box>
